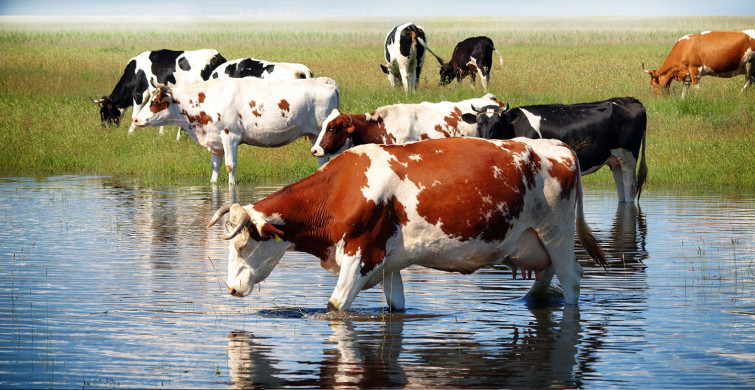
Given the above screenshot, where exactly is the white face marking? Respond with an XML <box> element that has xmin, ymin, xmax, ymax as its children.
<box><xmin>312</xmin><ymin>109</ymin><xmax>342</xmax><ymax>157</ymax></box>
<box><xmin>519</xmin><ymin>108</ymin><xmax>543</xmax><ymax>138</ymax></box>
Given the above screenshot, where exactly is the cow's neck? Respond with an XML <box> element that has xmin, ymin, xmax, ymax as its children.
<box><xmin>350</xmin><ymin>114</ymin><xmax>391</xmax><ymax>145</ymax></box>
<box><xmin>252</xmin><ymin>174</ymin><xmax>340</xmax><ymax>260</ymax></box>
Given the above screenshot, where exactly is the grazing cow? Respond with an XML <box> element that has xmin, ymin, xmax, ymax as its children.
<box><xmin>310</xmin><ymin>93</ymin><xmax>504</xmax><ymax>158</ymax></box>
<box><xmin>437</xmin><ymin>36</ymin><xmax>504</xmax><ymax>92</ymax></box>
<box><xmin>462</xmin><ymin>97</ymin><xmax>648</xmax><ymax>203</ymax></box>
<box><xmin>210</xmin><ymin>57</ymin><xmax>314</xmax><ymax>80</ymax></box>
<box><xmin>642</xmin><ymin>30</ymin><xmax>755</xmax><ymax>98</ymax></box>
<box><xmin>379</xmin><ymin>22</ymin><xmax>444</xmax><ymax>93</ymax></box>
<box><xmin>132</xmin><ymin>77</ymin><xmax>339</xmax><ymax>185</ymax></box>
<box><xmin>209</xmin><ymin>137</ymin><xmax>607</xmax><ymax>311</ymax></box>
<box><xmin>91</xmin><ymin>49</ymin><xmax>226</xmax><ymax>134</ymax></box>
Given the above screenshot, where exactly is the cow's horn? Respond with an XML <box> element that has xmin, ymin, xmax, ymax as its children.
<box><xmin>208</xmin><ymin>203</ymin><xmax>252</xmax><ymax>240</ymax></box>
<box><xmin>223</xmin><ymin>210</ymin><xmax>250</xmax><ymax>240</ymax></box>
<box><xmin>89</xmin><ymin>96</ymin><xmax>105</xmax><ymax>104</ymax></box>
<box><xmin>208</xmin><ymin>203</ymin><xmax>234</xmax><ymax>228</ymax></box>
<box><xmin>642</xmin><ymin>63</ymin><xmax>651</xmax><ymax>74</ymax></box>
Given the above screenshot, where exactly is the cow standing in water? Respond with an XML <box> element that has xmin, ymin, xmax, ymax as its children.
<box><xmin>209</xmin><ymin>137</ymin><xmax>607</xmax><ymax>311</ymax></box>
<box><xmin>380</xmin><ymin>22</ymin><xmax>444</xmax><ymax>93</ymax></box>
<box><xmin>463</xmin><ymin>97</ymin><xmax>648</xmax><ymax>203</ymax></box>
<box><xmin>91</xmin><ymin>49</ymin><xmax>226</xmax><ymax>136</ymax></box>
<box><xmin>642</xmin><ymin>30</ymin><xmax>755</xmax><ymax>98</ymax></box>
<box><xmin>437</xmin><ymin>36</ymin><xmax>504</xmax><ymax>92</ymax></box>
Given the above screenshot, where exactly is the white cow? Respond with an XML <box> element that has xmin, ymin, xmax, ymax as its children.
<box><xmin>311</xmin><ymin>93</ymin><xmax>504</xmax><ymax>158</ymax></box>
<box><xmin>133</xmin><ymin>77</ymin><xmax>340</xmax><ymax>185</ymax></box>
<box><xmin>210</xmin><ymin>57</ymin><xmax>314</xmax><ymax>80</ymax></box>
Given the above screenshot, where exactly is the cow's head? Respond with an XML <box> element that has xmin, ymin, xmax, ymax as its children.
<box><xmin>642</xmin><ymin>63</ymin><xmax>671</xmax><ymax>93</ymax></box>
<box><xmin>438</xmin><ymin>62</ymin><xmax>455</xmax><ymax>85</ymax></box>
<box><xmin>311</xmin><ymin>109</ymin><xmax>355</xmax><ymax>158</ymax></box>
<box><xmin>133</xmin><ymin>79</ymin><xmax>176</xmax><ymax>128</ymax></box>
<box><xmin>461</xmin><ymin>102</ymin><xmax>514</xmax><ymax>139</ymax></box>
<box><xmin>208</xmin><ymin>203</ymin><xmax>288</xmax><ymax>298</ymax></box>
<box><xmin>90</xmin><ymin>96</ymin><xmax>124</xmax><ymax>127</ymax></box>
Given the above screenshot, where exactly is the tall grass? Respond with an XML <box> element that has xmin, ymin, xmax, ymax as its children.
<box><xmin>1</xmin><ymin>16</ymin><xmax>753</xmax><ymax>186</ymax></box>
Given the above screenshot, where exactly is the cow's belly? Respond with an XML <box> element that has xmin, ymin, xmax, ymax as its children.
<box><xmin>387</xmin><ymin>225</ymin><xmax>551</xmax><ymax>276</ymax></box>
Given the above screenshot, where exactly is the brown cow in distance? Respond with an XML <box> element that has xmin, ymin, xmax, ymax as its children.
<box><xmin>642</xmin><ymin>30</ymin><xmax>755</xmax><ymax>98</ymax></box>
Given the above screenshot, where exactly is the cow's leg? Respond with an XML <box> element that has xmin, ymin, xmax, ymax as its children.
<box><xmin>210</xmin><ymin>153</ymin><xmax>222</xmax><ymax>184</ymax></box>
<box><xmin>381</xmin><ymin>270</ymin><xmax>405</xmax><ymax>311</ymax></box>
<box><xmin>328</xmin><ymin>250</ymin><xmax>373</xmax><ymax>312</ymax></box>
<box><xmin>398</xmin><ymin>66</ymin><xmax>410</xmax><ymax>94</ymax></box>
<box><xmin>220</xmin><ymin>131</ymin><xmax>240</xmax><ymax>186</ymax></box>
<box><xmin>743</xmin><ymin>62</ymin><xmax>754</xmax><ymax>92</ymax></box>
<box><xmin>538</xmin><ymin>227</ymin><xmax>582</xmax><ymax>305</ymax></box>
<box><xmin>614</xmin><ymin>149</ymin><xmax>639</xmax><ymax>202</ymax></box>
<box><xmin>606</xmin><ymin>155</ymin><xmax>626</xmax><ymax>202</ymax></box>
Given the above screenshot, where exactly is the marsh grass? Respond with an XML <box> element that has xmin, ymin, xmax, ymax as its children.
<box><xmin>1</xmin><ymin>16</ymin><xmax>754</xmax><ymax>186</ymax></box>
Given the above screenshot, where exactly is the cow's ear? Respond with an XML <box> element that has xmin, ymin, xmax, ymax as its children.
<box><xmin>379</xmin><ymin>64</ymin><xmax>389</xmax><ymax>74</ymax></box>
<box><xmin>346</xmin><ymin>124</ymin><xmax>356</xmax><ymax>133</ymax></box>
<box><xmin>461</xmin><ymin>113</ymin><xmax>477</xmax><ymax>124</ymax></box>
<box><xmin>259</xmin><ymin>223</ymin><xmax>284</xmax><ymax>242</ymax></box>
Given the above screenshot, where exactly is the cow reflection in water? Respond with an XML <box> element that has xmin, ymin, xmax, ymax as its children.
<box><xmin>225</xmin><ymin>307</ymin><xmax>609</xmax><ymax>388</ymax></box>
<box><xmin>605</xmin><ymin>202</ymin><xmax>648</xmax><ymax>267</ymax></box>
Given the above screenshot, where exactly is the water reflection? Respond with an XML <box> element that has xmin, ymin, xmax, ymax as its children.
<box><xmin>225</xmin><ymin>306</ymin><xmax>609</xmax><ymax>388</ymax></box>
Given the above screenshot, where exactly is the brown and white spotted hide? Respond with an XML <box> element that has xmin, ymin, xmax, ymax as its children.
<box><xmin>311</xmin><ymin>94</ymin><xmax>505</xmax><ymax>158</ymax></box>
<box><xmin>211</xmin><ymin>137</ymin><xmax>607</xmax><ymax>311</ymax></box>
<box><xmin>133</xmin><ymin>77</ymin><xmax>339</xmax><ymax>185</ymax></box>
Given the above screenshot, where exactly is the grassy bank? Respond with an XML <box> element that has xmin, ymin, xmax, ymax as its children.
<box><xmin>1</xmin><ymin>16</ymin><xmax>754</xmax><ymax>187</ymax></box>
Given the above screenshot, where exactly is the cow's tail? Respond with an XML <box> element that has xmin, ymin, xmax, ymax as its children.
<box><xmin>636</xmin><ymin>129</ymin><xmax>648</xmax><ymax>201</ymax></box>
<box><xmin>494</xmin><ymin>48</ymin><xmax>504</xmax><ymax>68</ymax></box>
<box><xmin>575</xmin><ymin>157</ymin><xmax>608</xmax><ymax>269</ymax></box>
<box><xmin>416</xmin><ymin>36</ymin><xmax>445</xmax><ymax>65</ymax></box>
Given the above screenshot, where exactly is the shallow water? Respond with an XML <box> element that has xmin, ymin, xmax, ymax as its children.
<box><xmin>0</xmin><ymin>176</ymin><xmax>753</xmax><ymax>388</ymax></box>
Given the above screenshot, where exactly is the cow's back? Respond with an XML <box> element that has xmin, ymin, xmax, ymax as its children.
<box><xmin>333</xmin><ymin>137</ymin><xmax>576</xmax><ymax>241</ymax></box>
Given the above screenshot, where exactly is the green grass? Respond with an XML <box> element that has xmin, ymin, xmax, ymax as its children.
<box><xmin>1</xmin><ymin>16</ymin><xmax>754</xmax><ymax>187</ymax></box>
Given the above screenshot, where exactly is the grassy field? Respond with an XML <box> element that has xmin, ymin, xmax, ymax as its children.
<box><xmin>1</xmin><ymin>16</ymin><xmax>754</xmax><ymax>188</ymax></box>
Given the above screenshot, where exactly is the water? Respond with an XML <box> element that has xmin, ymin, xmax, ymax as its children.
<box><xmin>0</xmin><ymin>176</ymin><xmax>753</xmax><ymax>388</ymax></box>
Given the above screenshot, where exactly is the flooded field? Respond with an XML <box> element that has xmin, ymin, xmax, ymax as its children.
<box><xmin>0</xmin><ymin>175</ymin><xmax>753</xmax><ymax>388</ymax></box>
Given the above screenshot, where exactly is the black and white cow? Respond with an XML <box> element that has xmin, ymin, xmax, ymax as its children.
<box><xmin>463</xmin><ymin>97</ymin><xmax>648</xmax><ymax>203</ymax></box>
<box><xmin>210</xmin><ymin>58</ymin><xmax>314</xmax><ymax>80</ymax></box>
<box><xmin>91</xmin><ymin>49</ymin><xmax>226</xmax><ymax>134</ymax></box>
<box><xmin>437</xmin><ymin>36</ymin><xmax>504</xmax><ymax>92</ymax></box>
<box><xmin>379</xmin><ymin>22</ymin><xmax>443</xmax><ymax>93</ymax></box>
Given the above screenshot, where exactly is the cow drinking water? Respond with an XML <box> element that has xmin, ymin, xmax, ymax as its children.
<box><xmin>463</xmin><ymin>97</ymin><xmax>648</xmax><ymax>203</ymax></box>
<box><xmin>209</xmin><ymin>137</ymin><xmax>607</xmax><ymax>311</ymax></box>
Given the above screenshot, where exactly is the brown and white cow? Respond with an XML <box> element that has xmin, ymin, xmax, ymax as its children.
<box><xmin>310</xmin><ymin>94</ymin><xmax>504</xmax><ymax>158</ymax></box>
<box><xmin>209</xmin><ymin>137</ymin><xmax>608</xmax><ymax>311</ymax></box>
<box><xmin>133</xmin><ymin>77</ymin><xmax>339</xmax><ymax>185</ymax></box>
<box><xmin>642</xmin><ymin>30</ymin><xmax>755</xmax><ymax>98</ymax></box>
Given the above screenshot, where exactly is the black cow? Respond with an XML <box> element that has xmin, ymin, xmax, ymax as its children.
<box><xmin>463</xmin><ymin>97</ymin><xmax>648</xmax><ymax>203</ymax></box>
<box><xmin>91</xmin><ymin>49</ymin><xmax>226</xmax><ymax>133</ymax></box>
<box><xmin>437</xmin><ymin>36</ymin><xmax>504</xmax><ymax>92</ymax></box>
